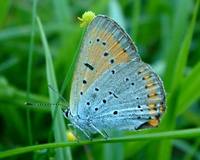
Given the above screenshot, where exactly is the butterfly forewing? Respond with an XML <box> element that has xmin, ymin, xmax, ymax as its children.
<box><xmin>70</xmin><ymin>15</ymin><xmax>140</xmax><ymax>114</ymax></box>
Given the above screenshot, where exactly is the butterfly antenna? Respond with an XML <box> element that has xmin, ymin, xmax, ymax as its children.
<box><xmin>48</xmin><ymin>84</ymin><xmax>69</xmax><ymax>105</ymax></box>
<box><xmin>24</xmin><ymin>101</ymin><xmax>66</xmax><ymax>112</ymax></box>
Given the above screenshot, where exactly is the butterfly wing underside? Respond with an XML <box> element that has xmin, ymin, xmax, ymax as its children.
<box><xmin>79</xmin><ymin>60</ymin><xmax>166</xmax><ymax>132</ymax></box>
<box><xmin>70</xmin><ymin>15</ymin><xmax>140</xmax><ymax>114</ymax></box>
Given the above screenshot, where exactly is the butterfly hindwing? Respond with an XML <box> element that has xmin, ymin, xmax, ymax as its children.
<box><xmin>78</xmin><ymin>60</ymin><xmax>165</xmax><ymax>132</ymax></box>
<box><xmin>70</xmin><ymin>15</ymin><xmax>140</xmax><ymax>114</ymax></box>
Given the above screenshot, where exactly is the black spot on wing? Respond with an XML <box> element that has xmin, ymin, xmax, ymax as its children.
<box><xmin>108</xmin><ymin>91</ymin><xmax>118</xmax><ymax>98</ymax></box>
<box><xmin>113</xmin><ymin>93</ymin><xmax>118</xmax><ymax>98</ymax></box>
<box><xmin>84</xmin><ymin>63</ymin><xmax>94</xmax><ymax>71</ymax></box>
<box><xmin>104</xmin><ymin>52</ymin><xmax>109</xmax><ymax>56</ymax></box>
<box><xmin>111</xmin><ymin>70</ymin><xmax>115</xmax><ymax>74</ymax></box>
<box><xmin>102</xmin><ymin>42</ymin><xmax>106</xmax><ymax>45</ymax></box>
<box><xmin>110</xmin><ymin>59</ymin><xmax>114</xmax><ymax>64</ymax></box>
<box><xmin>113</xmin><ymin>111</ymin><xmax>118</xmax><ymax>115</ymax></box>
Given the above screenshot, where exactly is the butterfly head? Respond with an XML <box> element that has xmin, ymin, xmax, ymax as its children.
<box><xmin>62</xmin><ymin>108</ymin><xmax>79</xmax><ymax>124</ymax></box>
<box><xmin>63</xmin><ymin>108</ymin><xmax>71</xmax><ymax>119</ymax></box>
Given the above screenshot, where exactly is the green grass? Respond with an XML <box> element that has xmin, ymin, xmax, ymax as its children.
<box><xmin>0</xmin><ymin>0</ymin><xmax>200</xmax><ymax>160</ymax></box>
<box><xmin>158</xmin><ymin>1</ymin><xmax>199</xmax><ymax>159</ymax></box>
<box><xmin>26</xmin><ymin>0</ymin><xmax>38</xmax><ymax>146</ymax></box>
<box><xmin>37</xmin><ymin>16</ymin><xmax>72</xmax><ymax>160</ymax></box>
<box><xmin>1</xmin><ymin>128</ymin><xmax>200</xmax><ymax>159</ymax></box>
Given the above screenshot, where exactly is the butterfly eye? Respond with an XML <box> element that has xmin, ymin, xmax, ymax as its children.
<box><xmin>64</xmin><ymin>109</ymin><xmax>70</xmax><ymax>118</ymax></box>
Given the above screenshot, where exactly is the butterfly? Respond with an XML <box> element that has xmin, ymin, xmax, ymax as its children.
<box><xmin>63</xmin><ymin>15</ymin><xmax>166</xmax><ymax>139</ymax></box>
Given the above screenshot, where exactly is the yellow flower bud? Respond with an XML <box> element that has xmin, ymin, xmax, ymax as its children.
<box><xmin>78</xmin><ymin>11</ymin><xmax>96</xmax><ymax>27</ymax></box>
<box><xmin>66</xmin><ymin>131</ymin><xmax>77</xmax><ymax>141</ymax></box>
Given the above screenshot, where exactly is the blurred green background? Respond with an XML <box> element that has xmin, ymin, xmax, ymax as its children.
<box><xmin>0</xmin><ymin>0</ymin><xmax>200</xmax><ymax>159</ymax></box>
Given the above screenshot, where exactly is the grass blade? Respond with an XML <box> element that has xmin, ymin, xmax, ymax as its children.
<box><xmin>183</xmin><ymin>139</ymin><xmax>200</xmax><ymax>160</ymax></box>
<box><xmin>26</xmin><ymin>0</ymin><xmax>38</xmax><ymax>145</ymax></box>
<box><xmin>171</xmin><ymin>0</ymin><xmax>199</xmax><ymax>91</ymax></box>
<box><xmin>177</xmin><ymin>62</ymin><xmax>200</xmax><ymax>115</ymax></box>
<box><xmin>1</xmin><ymin>128</ymin><xmax>200</xmax><ymax>159</ymax></box>
<box><xmin>131</xmin><ymin>0</ymin><xmax>141</xmax><ymax>41</ymax></box>
<box><xmin>0</xmin><ymin>23</ymin><xmax>75</xmax><ymax>41</ymax></box>
<box><xmin>174</xmin><ymin>140</ymin><xmax>200</xmax><ymax>160</ymax></box>
<box><xmin>0</xmin><ymin>0</ymin><xmax>10</xmax><ymax>27</ymax></box>
<box><xmin>0</xmin><ymin>58</ymin><xmax>18</xmax><ymax>72</ymax></box>
<box><xmin>163</xmin><ymin>0</ymin><xmax>192</xmax><ymax>91</ymax></box>
<box><xmin>92</xmin><ymin>0</ymin><xmax>109</xmax><ymax>13</ymax></box>
<box><xmin>158</xmin><ymin>1</ymin><xmax>199</xmax><ymax>159</ymax></box>
<box><xmin>37</xmin><ymin>16</ymin><xmax>72</xmax><ymax>160</ymax></box>
<box><xmin>53</xmin><ymin>0</ymin><xmax>71</xmax><ymax>24</ymax></box>
<box><xmin>59</xmin><ymin>29</ymin><xmax>84</xmax><ymax>96</ymax></box>
<box><xmin>109</xmin><ymin>0</ymin><xmax>125</xmax><ymax>28</ymax></box>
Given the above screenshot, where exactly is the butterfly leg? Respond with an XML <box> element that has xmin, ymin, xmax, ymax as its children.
<box><xmin>67</xmin><ymin>123</ymin><xmax>73</xmax><ymax>130</ymax></box>
<box><xmin>102</xmin><ymin>129</ymin><xmax>109</xmax><ymax>140</ymax></box>
<box><xmin>73</xmin><ymin>123</ymin><xmax>92</xmax><ymax>140</ymax></box>
<box><xmin>90</xmin><ymin>123</ymin><xmax>109</xmax><ymax>140</ymax></box>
